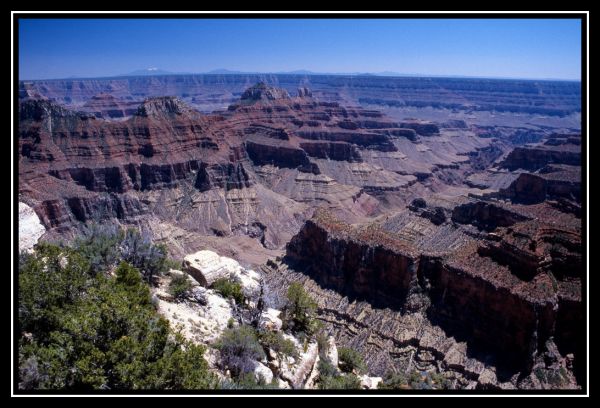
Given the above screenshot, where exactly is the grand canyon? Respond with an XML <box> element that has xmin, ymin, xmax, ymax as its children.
<box><xmin>17</xmin><ymin>72</ymin><xmax>584</xmax><ymax>391</ymax></box>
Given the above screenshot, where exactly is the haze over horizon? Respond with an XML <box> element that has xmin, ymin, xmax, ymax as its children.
<box><xmin>19</xmin><ymin>18</ymin><xmax>582</xmax><ymax>81</ymax></box>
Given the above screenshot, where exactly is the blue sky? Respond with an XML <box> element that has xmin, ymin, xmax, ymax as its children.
<box><xmin>18</xmin><ymin>18</ymin><xmax>582</xmax><ymax>80</ymax></box>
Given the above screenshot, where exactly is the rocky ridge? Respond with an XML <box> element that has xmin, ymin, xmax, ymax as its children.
<box><xmin>153</xmin><ymin>249</ymin><xmax>381</xmax><ymax>389</ymax></box>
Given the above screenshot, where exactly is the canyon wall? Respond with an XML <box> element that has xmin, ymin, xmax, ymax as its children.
<box><xmin>284</xmin><ymin>208</ymin><xmax>581</xmax><ymax>371</ymax></box>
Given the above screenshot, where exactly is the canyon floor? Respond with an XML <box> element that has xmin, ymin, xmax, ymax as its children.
<box><xmin>18</xmin><ymin>74</ymin><xmax>584</xmax><ymax>390</ymax></box>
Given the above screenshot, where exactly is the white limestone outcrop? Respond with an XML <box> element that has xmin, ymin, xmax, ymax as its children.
<box><xmin>279</xmin><ymin>335</ymin><xmax>319</xmax><ymax>389</ymax></box>
<box><xmin>359</xmin><ymin>375</ymin><xmax>383</xmax><ymax>389</ymax></box>
<box><xmin>18</xmin><ymin>202</ymin><xmax>45</xmax><ymax>253</ymax></box>
<box><xmin>153</xmin><ymin>274</ymin><xmax>233</xmax><ymax>344</ymax></box>
<box><xmin>183</xmin><ymin>250</ymin><xmax>261</xmax><ymax>301</ymax></box>
<box><xmin>259</xmin><ymin>308</ymin><xmax>283</xmax><ymax>332</ymax></box>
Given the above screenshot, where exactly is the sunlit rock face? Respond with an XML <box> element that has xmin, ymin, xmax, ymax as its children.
<box><xmin>18</xmin><ymin>202</ymin><xmax>46</xmax><ymax>253</ymax></box>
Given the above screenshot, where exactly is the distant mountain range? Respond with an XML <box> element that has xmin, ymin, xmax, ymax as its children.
<box><xmin>119</xmin><ymin>68</ymin><xmax>183</xmax><ymax>76</ymax></box>
<box><xmin>116</xmin><ymin>68</ymin><xmax>408</xmax><ymax>77</ymax></box>
<box><xmin>30</xmin><ymin>68</ymin><xmax>581</xmax><ymax>82</ymax></box>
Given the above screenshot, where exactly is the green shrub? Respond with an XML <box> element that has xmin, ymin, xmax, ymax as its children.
<box><xmin>212</xmin><ymin>278</ymin><xmax>245</xmax><ymax>304</ymax></box>
<box><xmin>73</xmin><ymin>225</ymin><xmax>168</xmax><ymax>283</ymax></box>
<box><xmin>168</xmin><ymin>275</ymin><xmax>192</xmax><ymax>301</ymax></box>
<box><xmin>259</xmin><ymin>331</ymin><xmax>298</xmax><ymax>358</ymax></box>
<box><xmin>120</xmin><ymin>229</ymin><xmax>168</xmax><ymax>283</ymax></box>
<box><xmin>429</xmin><ymin>372</ymin><xmax>452</xmax><ymax>390</ymax></box>
<box><xmin>317</xmin><ymin>357</ymin><xmax>338</xmax><ymax>378</ymax></box>
<box><xmin>318</xmin><ymin>373</ymin><xmax>361</xmax><ymax>390</ymax></box>
<box><xmin>215</xmin><ymin>325</ymin><xmax>265</xmax><ymax>378</ymax></box>
<box><xmin>315</xmin><ymin>331</ymin><xmax>329</xmax><ymax>357</ymax></box>
<box><xmin>221</xmin><ymin>372</ymin><xmax>279</xmax><ymax>390</ymax></box>
<box><xmin>18</xmin><ymin>241</ymin><xmax>216</xmax><ymax>390</ymax></box>
<box><xmin>19</xmin><ymin>243</ymin><xmax>92</xmax><ymax>338</ymax></box>
<box><xmin>72</xmin><ymin>224</ymin><xmax>122</xmax><ymax>276</ymax></box>
<box><xmin>378</xmin><ymin>372</ymin><xmax>409</xmax><ymax>389</ymax></box>
<box><xmin>409</xmin><ymin>370</ymin><xmax>423</xmax><ymax>385</ymax></box>
<box><xmin>282</xmin><ymin>282</ymin><xmax>319</xmax><ymax>335</ymax></box>
<box><xmin>163</xmin><ymin>258</ymin><xmax>183</xmax><ymax>271</ymax></box>
<box><xmin>338</xmin><ymin>347</ymin><xmax>367</xmax><ymax>374</ymax></box>
<box><xmin>316</xmin><ymin>355</ymin><xmax>361</xmax><ymax>390</ymax></box>
<box><xmin>378</xmin><ymin>370</ymin><xmax>449</xmax><ymax>390</ymax></box>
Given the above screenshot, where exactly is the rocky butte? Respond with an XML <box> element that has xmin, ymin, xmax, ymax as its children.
<box><xmin>18</xmin><ymin>78</ymin><xmax>583</xmax><ymax>390</ymax></box>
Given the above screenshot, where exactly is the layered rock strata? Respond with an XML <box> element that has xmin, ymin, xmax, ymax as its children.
<box><xmin>283</xmin><ymin>205</ymin><xmax>582</xmax><ymax>382</ymax></box>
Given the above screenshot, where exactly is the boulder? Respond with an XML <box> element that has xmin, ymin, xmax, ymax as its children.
<box><xmin>183</xmin><ymin>250</ymin><xmax>241</xmax><ymax>287</ymax></box>
<box><xmin>259</xmin><ymin>308</ymin><xmax>283</xmax><ymax>332</ymax></box>
<box><xmin>252</xmin><ymin>361</ymin><xmax>274</xmax><ymax>384</ymax></box>
<box><xmin>232</xmin><ymin>268</ymin><xmax>261</xmax><ymax>301</ymax></box>
<box><xmin>303</xmin><ymin>355</ymin><xmax>321</xmax><ymax>389</ymax></box>
<box><xmin>359</xmin><ymin>375</ymin><xmax>383</xmax><ymax>389</ymax></box>
<box><xmin>477</xmin><ymin>368</ymin><xmax>498</xmax><ymax>388</ymax></box>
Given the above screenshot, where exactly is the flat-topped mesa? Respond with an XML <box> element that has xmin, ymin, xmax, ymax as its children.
<box><xmin>135</xmin><ymin>96</ymin><xmax>194</xmax><ymax>118</ymax></box>
<box><xmin>500</xmin><ymin>136</ymin><xmax>581</xmax><ymax>171</ymax></box>
<box><xmin>240</xmin><ymin>82</ymin><xmax>291</xmax><ymax>103</ymax></box>
<box><xmin>399</xmin><ymin>120</ymin><xmax>440</xmax><ymax>136</ymax></box>
<box><xmin>245</xmin><ymin>139</ymin><xmax>314</xmax><ymax>170</ymax></box>
<box><xmin>299</xmin><ymin>141</ymin><xmax>363</xmax><ymax>162</ymax></box>
<box><xmin>544</xmin><ymin>133</ymin><xmax>582</xmax><ymax>146</ymax></box>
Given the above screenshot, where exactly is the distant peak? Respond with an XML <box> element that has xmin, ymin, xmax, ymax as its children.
<box><xmin>135</xmin><ymin>96</ymin><xmax>192</xmax><ymax>117</ymax></box>
<box><xmin>120</xmin><ymin>68</ymin><xmax>174</xmax><ymax>77</ymax></box>
<box><xmin>240</xmin><ymin>82</ymin><xmax>290</xmax><ymax>102</ymax></box>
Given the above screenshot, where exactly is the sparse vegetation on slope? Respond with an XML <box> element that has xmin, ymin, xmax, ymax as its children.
<box><xmin>215</xmin><ymin>325</ymin><xmax>265</xmax><ymax>378</ymax></box>
<box><xmin>316</xmin><ymin>357</ymin><xmax>361</xmax><ymax>390</ymax></box>
<box><xmin>258</xmin><ymin>331</ymin><xmax>298</xmax><ymax>359</ymax></box>
<box><xmin>212</xmin><ymin>278</ymin><xmax>245</xmax><ymax>305</ymax></box>
<box><xmin>378</xmin><ymin>370</ymin><xmax>452</xmax><ymax>390</ymax></box>
<box><xmin>282</xmin><ymin>281</ymin><xmax>320</xmax><ymax>336</ymax></box>
<box><xmin>338</xmin><ymin>347</ymin><xmax>367</xmax><ymax>374</ymax></box>
<box><xmin>168</xmin><ymin>274</ymin><xmax>193</xmax><ymax>301</ymax></box>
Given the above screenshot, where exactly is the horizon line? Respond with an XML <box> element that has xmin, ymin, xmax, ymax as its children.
<box><xmin>19</xmin><ymin>71</ymin><xmax>582</xmax><ymax>83</ymax></box>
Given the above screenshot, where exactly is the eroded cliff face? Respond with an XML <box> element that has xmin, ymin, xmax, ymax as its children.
<box><xmin>19</xmin><ymin>84</ymin><xmax>496</xmax><ymax>257</ymax></box>
<box><xmin>286</xmin><ymin>211</ymin><xmax>418</xmax><ymax>306</ymax></box>
<box><xmin>418</xmin><ymin>255</ymin><xmax>556</xmax><ymax>364</ymax></box>
<box><xmin>281</xmin><ymin>202</ymin><xmax>582</xmax><ymax>388</ymax></box>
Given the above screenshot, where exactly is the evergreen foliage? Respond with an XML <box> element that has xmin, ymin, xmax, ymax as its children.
<box><xmin>18</xmin><ymin>235</ymin><xmax>216</xmax><ymax>390</ymax></box>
